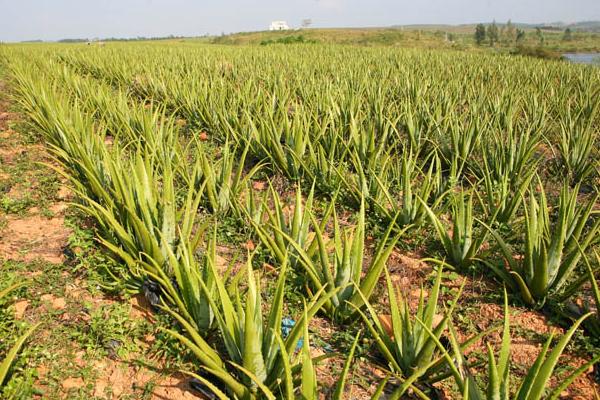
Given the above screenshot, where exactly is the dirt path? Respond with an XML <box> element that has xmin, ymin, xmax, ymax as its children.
<box><xmin>0</xmin><ymin>78</ymin><xmax>199</xmax><ymax>399</ymax></box>
<box><xmin>0</xmin><ymin>105</ymin><xmax>70</xmax><ymax>264</ymax></box>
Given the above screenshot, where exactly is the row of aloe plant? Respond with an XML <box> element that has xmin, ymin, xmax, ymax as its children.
<box><xmin>420</xmin><ymin>181</ymin><xmax>600</xmax><ymax>308</ymax></box>
<box><xmin>54</xmin><ymin>47</ymin><xmax>600</xmax><ymax>190</ymax></box>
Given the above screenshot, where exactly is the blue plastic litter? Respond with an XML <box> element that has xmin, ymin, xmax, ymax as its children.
<box><xmin>281</xmin><ymin>318</ymin><xmax>303</xmax><ymax>351</ymax></box>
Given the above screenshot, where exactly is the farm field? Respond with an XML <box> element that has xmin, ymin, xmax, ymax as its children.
<box><xmin>0</xmin><ymin>42</ymin><xmax>600</xmax><ymax>399</ymax></box>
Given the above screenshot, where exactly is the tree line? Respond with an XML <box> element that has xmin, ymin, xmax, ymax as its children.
<box><xmin>474</xmin><ymin>21</ymin><xmax>574</xmax><ymax>46</ymax></box>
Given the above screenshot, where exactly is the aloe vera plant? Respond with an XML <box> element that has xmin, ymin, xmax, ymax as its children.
<box><xmin>241</xmin><ymin>103</ymin><xmax>310</xmax><ymax>180</ymax></box>
<box><xmin>442</xmin><ymin>291</ymin><xmax>600</xmax><ymax>400</ymax></box>
<box><xmin>373</xmin><ymin>150</ymin><xmax>445</xmax><ymax>228</ymax></box>
<box><xmin>182</xmin><ymin>305</ymin><xmax>324</xmax><ymax>400</ymax></box>
<box><xmin>165</xmin><ymin>253</ymin><xmax>338</xmax><ymax>399</ymax></box>
<box><xmin>402</xmin><ymin>103</ymin><xmax>430</xmax><ymax>158</ymax></box>
<box><xmin>197</xmin><ymin>139</ymin><xmax>264</xmax><ymax>215</ymax></box>
<box><xmin>305</xmin><ymin>140</ymin><xmax>347</xmax><ymax>196</ymax></box>
<box><xmin>563</xmin><ymin>250</ymin><xmax>600</xmax><ymax>338</ymax></box>
<box><xmin>445</xmin><ymin>291</ymin><xmax>514</xmax><ymax>400</ymax></box>
<box><xmin>554</xmin><ymin>104</ymin><xmax>599</xmax><ymax>185</ymax></box>
<box><xmin>275</xmin><ymin>198</ymin><xmax>404</xmax><ymax>321</ymax></box>
<box><xmin>421</xmin><ymin>189</ymin><xmax>492</xmax><ymax>270</ymax></box>
<box><xmin>144</xmin><ymin>226</ymin><xmax>221</xmax><ymax>333</ymax></box>
<box><xmin>351</xmin><ymin>267</ymin><xmax>468</xmax><ymax>386</ymax></box>
<box><xmin>478</xmin><ymin>117</ymin><xmax>541</xmax><ymax>186</ymax></box>
<box><xmin>482</xmin><ymin>182</ymin><xmax>600</xmax><ymax>307</ymax></box>
<box><xmin>580</xmin><ymin>251</ymin><xmax>600</xmax><ymax>337</ymax></box>
<box><xmin>247</xmin><ymin>184</ymin><xmax>336</xmax><ymax>270</ymax></box>
<box><xmin>75</xmin><ymin>153</ymin><xmax>201</xmax><ymax>283</ymax></box>
<box><xmin>435</xmin><ymin>118</ymin><xmax>482</xmax><ymax>186</ymax></box>
<box><xmin>479</xmin><ymin>151</ymin><xmax>536</xmax><ymax>225</ymax></box>
<box><xmin>0</xmin><ymin>323</ymin><xmax>39</xmax><ymax>391</ymax></box>
<box><xmin>233</xmin><ymin>180</ymin><xmax>267</xmax><ymax>228</ymax></box>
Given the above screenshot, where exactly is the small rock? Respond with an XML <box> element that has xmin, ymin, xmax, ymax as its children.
<box><xmin>52</xmin><ymin>297</ymin><xmax>67</xmax><ymax>310</ymax></box>
<box><xmin>62</xmin><ymin>377</ymin><xmax>84</xmax><ymax>390</ymax></box>
<box><xmin>40</xmin><ymin>294</ymin><xmax>54</xmax><ymax>302</ymax></box>
<box><xmin>263</xmin><ymin>263</ymin><xmax>277</xmax><ymax>274</ymax></box>
<box><xmin>50</xmin><ymin>203</ymin><xmax>68</xmax><ymax>214</ymax></box>
<box><xmin>36</xmin><ymin>365</ymin><xmax>48</xmax><ymax>379</ymax></box>
<box><xmin>74</xmin><ymin>351</ymin><xmax>86</xmax><ymax>367</ymax></box>
<box><xmin>215</xmin><ymin>254</ymin><xmax>228</xmax><ymax>272</ymax></box>
<box><xmin>252</xmin><ymin>181</ymin><xmax>267</xmax><ymax>191</ymax></box>
<box><xmin>40</xmin><ymin>294</ymin><xmax>66</xmax><ymax>310</ymax></box>
<box><xmin>57</xmin><ymin>185</ymin><xmax>71</xmax><ymax>200</ymax></box>
<box><xmin>14</xmin><ymin>300</ymin><xmax>29</xmax><ymax>319</ymax></box>
<box><xmin>144</xmin><ymin>334</ymin><xmax>156</xmax><ymax>344</ymax></box>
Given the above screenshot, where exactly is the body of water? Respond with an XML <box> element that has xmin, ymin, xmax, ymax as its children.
<box><xmin>563</xmin><ymin>53</ymin><xmax>600</xmax><ymax>65</ymax></box>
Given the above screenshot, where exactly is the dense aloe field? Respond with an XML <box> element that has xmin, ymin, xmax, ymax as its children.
<box><xmin>1</xmin><ymin>43</ymin><xmax>600</xmax><ymax>398</ymax></box>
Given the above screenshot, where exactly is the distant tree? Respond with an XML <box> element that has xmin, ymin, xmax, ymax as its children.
<box><xmin>563</xmin><ymin>27</ymin><xmax>573</xmax><ymax>41</ymax></box>
<box><xmin>516</xmin><ymin>29</ymin><xmax>526</xmax><ymax>42</ymax></box>
<box><xmin>505</xmin><ymin>19</ymin><xmax>516</xmax><ymax>43</ymax></box>
<box><xmin>475</xmin><ymin>23</ymin><xmax>486</xmax><ymax>45</ymax></box>
<box><xmin>302</xmin><ymin>19</ymin><xmax>312</xmax><ymax>29</ymax></box>
<box><xmin>535</xmin><ymin>27</ymin><xmax>545</xmax><ymax>45</ymax></box>
<box><xmin>487</xmin><ymin>21</ymin><xmax>499</xmax><ymax>46</ymax></box>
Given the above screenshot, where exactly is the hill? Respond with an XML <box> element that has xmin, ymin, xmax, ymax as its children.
<box><xmin>210</xmin><ymin>27</ymin><xmax>468</xmax><ymax>48</ymax></box>
<box><xmin>207</xmin><ymin>25</ymin><xmax>600</xmax><ymax>53</ymax></box>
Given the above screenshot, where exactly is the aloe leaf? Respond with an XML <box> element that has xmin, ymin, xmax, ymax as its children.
<box><xmin>181</xmin><ymin>370</ymin><xmax>231</xmax><ymax>400</ymax></box>
<box><xmin>333</xmin><ymin>331</ymin><xmax>361</xmax><ymax>400</ymax></box>
<box><xmin>517</xmin><ymin>313</ymin><xmax>591</xmax><ymax>400</ymax></box>
<box><xmin>300</xmin><ymin>310</ymin><xmax>317</xmax><ymax>400</ymax></box>
<box><xmin>273</xmin><ymin>332</ymin><xmax>294</xmax><ymax>400</ymax></box>
<box><xmin>0</xmin><ymin>322</ymin><xmax>40</xmax><ymax>387</ymax></box>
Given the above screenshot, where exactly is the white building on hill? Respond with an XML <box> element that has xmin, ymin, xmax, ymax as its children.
<box><xmin>270</xmin><ymin>21</ymin><xmax>290</xmax><ymax>31</ymax></box>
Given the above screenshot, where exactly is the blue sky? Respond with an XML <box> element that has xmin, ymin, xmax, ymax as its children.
<box><xmin>1</xmin><ymin>0</ymin><xmax>599</xmax><ymax>42</ymax></box>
